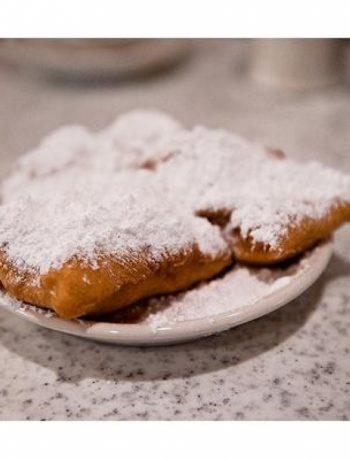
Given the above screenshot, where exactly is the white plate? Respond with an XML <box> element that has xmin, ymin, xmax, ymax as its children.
<box><xmin>0</xmin><ymin>240</ymin><xmax>332</xmax><ymax>346</ymax></box>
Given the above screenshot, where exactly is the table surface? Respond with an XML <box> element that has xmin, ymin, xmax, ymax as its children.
<box><xmin>1</xmin><ymin>40</ymin><xmax>350</xmax><ymax>421</ymax></box>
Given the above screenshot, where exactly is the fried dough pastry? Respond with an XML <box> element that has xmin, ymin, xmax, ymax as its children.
<box><xmin>231</xmin><ymin>202</ymin><xmax>350</xmax><ymax>264</ymax></box>
<box><xmin>152</xmin><ymin>127</ymin><xmax>350</xmax><ymax>263</ymax></box>
<box><xmin>1</xmin><ymin>110</ymin><xmax>350</xmax><ymax>319</ymax></box>
<box><xmin>0</xmin><ymin>170</ymin><xmax>231</xmax><ymax>319</ymax></box>
<box><xmin>0</xmin><ymin>246</ymin><xmax>230</xmax><ymax>320</ymax></box>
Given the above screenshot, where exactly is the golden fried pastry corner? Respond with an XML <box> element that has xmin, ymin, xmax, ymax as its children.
<box><xmin>231</xmin><ymin>202</ymin><xmax>350</xmax><ymax>265</ymax></box>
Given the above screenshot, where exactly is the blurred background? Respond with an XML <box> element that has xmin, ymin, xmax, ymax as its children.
<box><xmin>0</xmin><ymin>39</ymin><xmax>350</xmax><ymax>180</ymax></box>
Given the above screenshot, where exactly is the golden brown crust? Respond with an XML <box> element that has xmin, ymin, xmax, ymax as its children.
<box><xmin>0</xmin><ymin>246</ymin><xmax>232</xmax><ymax>320</ymax></box>
<box><xmin>196</xmin><ymin>201</ymin><xmax>350</xmax><ymax>265</ymax></box>
<box><xmin>231</xmin><ymin>202</ymin><xmax>350</xmax><ymax>265</ymax></box>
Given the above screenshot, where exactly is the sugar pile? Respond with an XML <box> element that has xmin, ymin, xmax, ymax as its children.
<box><xmin>0</xmin><ymin>169</ymin><xmax>227</xmax><ymax>276</ymax></box>
<box><xmin>1</xmin><ymin>109</ymin><xmax>183</xmax><ymax>200</ymax></box>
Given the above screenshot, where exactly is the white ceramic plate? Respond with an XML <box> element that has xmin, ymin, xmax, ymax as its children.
<box><xmin>0</xmin><ymin>240</ymin><xmax>332</xmax><ymax>346</ymax></box>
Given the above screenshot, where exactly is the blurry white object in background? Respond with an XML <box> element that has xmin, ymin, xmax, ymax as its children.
<box><xmin>251</xmin><ymin>39</ymin><xmax>344</xmax><ymax>89</ymax></box>
<box><xmin>0</xmin><ymin>39</ymin><xmax>191</xmax><ymax>80</ymax></box>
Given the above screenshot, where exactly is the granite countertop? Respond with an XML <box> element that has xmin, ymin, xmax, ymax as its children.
<box><xmin>0</xmin><ymin>40</ymin><xmax>350</xmax><ymax>421</ymax></box>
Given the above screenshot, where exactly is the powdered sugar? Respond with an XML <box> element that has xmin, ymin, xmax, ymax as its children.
<box><xmin>2</xmin><ymin>109</ymin><xmax>183</xmax><ymax>200</ymax></box>
<box><xmin>0</xmin><ymin>169</ymin><xmax>227</xmax><ymax>277</ymax></box>
<box><xmin>0</xmin><ymin>290</ymin><xmax>56</xmax><ymax>318</ymax></box>
<box><xmin>154</xmin><ymin>127</ymin><xmax>350</xmax><ymax>247</ymax></box>
<box><xmin>144</xmin><ymin>264</ymin><xmax>296</xmax><ymax>329</ymax></box>
<box><xmin>1</xmin><ymin>109</ymin><xmax>349</xmax><ymax>280</ymax></box>
<box><xmin>0</xmin><ymin>109</ymin><xmax>228</xmax><ymax>277</ymax></box>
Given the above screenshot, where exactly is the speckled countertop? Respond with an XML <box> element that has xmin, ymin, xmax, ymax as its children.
<box><xmin>0</xmin><ymin>40</ymin><xmax>350</xmax><ymax>421</ymax></box>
